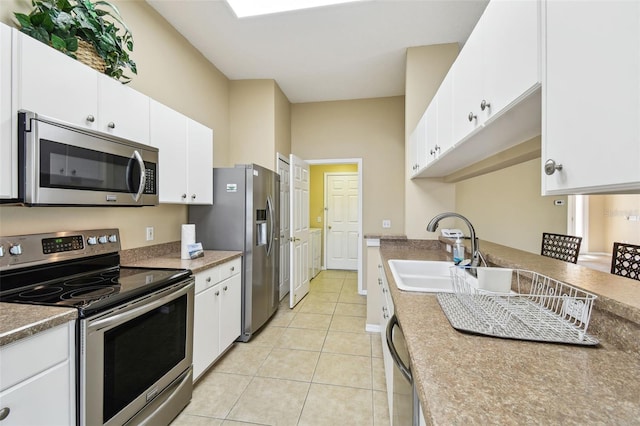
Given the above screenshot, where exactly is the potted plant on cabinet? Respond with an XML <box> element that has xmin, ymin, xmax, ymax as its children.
<box><xmin>14</xmin><ymin>0</ymin><xmax>137</xmax><ymax>83</ymax></box>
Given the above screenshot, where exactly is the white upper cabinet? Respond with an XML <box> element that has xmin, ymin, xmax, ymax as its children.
<box><xmin>1</xmin><ymin>24</ymin><xmax>15</xmax><ymax>199</ymax></box>
<box><xmin>187</xmin><ymin>119</ymin><xmax>213</xmax><ymax>205</ymax></box>
<box><xmin>542</xmin><ymin>0</ymin><xmax>640</xmax><ymax>194</ymax></box>
<box><xmin>415</xmin><ymin>0</ymin><xmax>541</xmax><ymax>178</ymax></box>
<box><xmin>408</xmin><ymin>113</ymin><xmax>426</xmax><ymax>176</ymax></box>
<box><xmin>97</xmin><ymin>74</ymin><xmax>150</xmax><ymax>144</ymax></box>
<box><xmin>149</xmin><ymin>100</ymin><xmax>213</xmax><ymax>205</ymax></box>
<box><xmin>14</xmin><ymin>31</ymin><xmax>150</xmax><ymax>144</ymax></box>
<box><xmin>14</xmin><ymin>30</ymin><xmax>98</xmax><ymax>129</ymax></box>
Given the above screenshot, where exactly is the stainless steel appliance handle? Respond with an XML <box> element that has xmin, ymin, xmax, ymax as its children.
<box><xmin>131</xmin><ymin>150</ymin><xmax>146</xmax><ymax>202</ymax></box>
<box><xmin>266</xmin><ymin>195</ymin><xmax>275</xmax><ymax>256</ymax></box>
<box><xmin>88</xmin><ymin>280</ymin><xmax>193</xmax><ymax>331</ymax></box>
<box><xmin>386</xmin><ymin>314</ymin><xmax>412</xmax><ymax>383</ymax></box>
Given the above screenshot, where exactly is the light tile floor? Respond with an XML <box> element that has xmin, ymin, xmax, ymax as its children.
<box><xmin>172</xmin><ymin>270</ymin><xmax>390</xmax><ymax>426</ymax></box>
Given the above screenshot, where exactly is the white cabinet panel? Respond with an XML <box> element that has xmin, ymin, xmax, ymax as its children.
<box><xmin>187</xmin><ymin>119</ymin><xmax>213</xmax><ymax>204</ymax></box>
<box><xmin>542</xmin><ymin>0</ymin><xmax>640</xmax><ymax>194</ymax></box>
<box><xmin>149</xmin><ymin>100</ymin><xmax>213</xmax><ymax>205</ymax></box>
<box><xmin>451</xmin><ymin>26</ymin><xmax>483</xmax><ymax>143</ymax></box>
<box><xmin>0</xmin><ymin>322</ymin><xmax>75</xmax><ymax>426</ymax></box>
<box><xmin>219</xmin><ymin>273</ymin><xmax>242</xmax><ymax>350</ymax></box>
<box><xmin>15</xmin><ymin>31</ymin><xmax>98</xmax><ymax>129</ymax></box>
<box><xmin>0</xmin><ymin>24</ymin><xmax>15</xmax><ymax>199</ymax></box>
<box><xmin>193</xmin><ymin>281</ymin><xmax>220</xmax><ymax>381</ymax></box>
<box><xmin>97</xmin><ymin>74</ymin><xmax>150</xmax><ymax>143</ymax></box>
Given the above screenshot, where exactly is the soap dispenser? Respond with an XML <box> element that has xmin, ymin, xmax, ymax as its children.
<box><xmin>453</xmin><ymin>237</ymin><xmax>464</xmax><ymax>264</ymax></box>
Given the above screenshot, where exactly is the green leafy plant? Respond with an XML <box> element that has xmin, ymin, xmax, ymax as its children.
<box><xmin>14</xmin><ymin>0</ymin><xmax>137</xmax><ymax>83</ymax></box>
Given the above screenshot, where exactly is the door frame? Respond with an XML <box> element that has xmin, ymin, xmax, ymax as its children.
<box><xmin>324</xmin><ymin>172</ymin><xmax>359</xmax><ymax>271</ymax></box>
<box><xmin>307</xmin><ymin>158</ymin><xmax>364</xmax><ymax>295</ymax></box>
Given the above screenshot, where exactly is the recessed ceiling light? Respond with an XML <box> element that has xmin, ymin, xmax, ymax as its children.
<box><xmin>225</xmin><ymin>0</ymin><xmax>367</xmax><ymax>18</ymax></box>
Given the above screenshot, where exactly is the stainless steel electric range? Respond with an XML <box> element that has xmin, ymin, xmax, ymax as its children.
<box><xmin>0</xmin><ymin>229</ymin><xmax>195</xmax><ymax>426</ymax></box>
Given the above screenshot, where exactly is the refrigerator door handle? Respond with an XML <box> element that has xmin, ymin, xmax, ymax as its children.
<box><xmin>266</xmin><ymin>195</ymin><xmax>275</xmax><ymax>256</ymax></box>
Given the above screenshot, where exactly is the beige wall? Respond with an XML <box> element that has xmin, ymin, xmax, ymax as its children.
<box><xmin>275</xmin><ymin>83</ymin><xmax>292</xmax><ymax>162</ymax></box>
<box><xmin>230</xmin><ymin>79</ymin><xmax>291</xmax><ymax>171</ymax></box>
<box><xmin>291</xmin><ymin>97</ymin><xmax>404</xmax><ymax>235</ymax></box>
<box><xmin>588</xmin><ymin>194</ymin><xmax>640</xmax><ymax>252</ymax></box>
<box><xmin>404</xmin><ymin>44</ymin><xmax>459</xmax><ymax>239</ymax></box>
<box><xmin>0</xmin><ymin>0</ymin><xmax>231</xmax><ymax>249</ymax></box>
<box><xmin>455</xmin><ymin>158</ymin><xmax>568</xmax><ymax>253</ymax></box>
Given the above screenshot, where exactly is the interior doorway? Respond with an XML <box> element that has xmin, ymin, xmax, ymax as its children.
<box><xmin>308</xmin><ymin>158</ymin><xmax>364</xmax><ymax>294</ymax></box>
<box><xmin>324</xmin><ymin>172</ymin><xmax>359</xmax><ymax>270</ymax></box>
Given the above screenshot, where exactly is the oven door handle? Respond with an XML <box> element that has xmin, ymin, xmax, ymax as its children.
<box><xmin>88</xmin><ymin>280</ymin><xmax>193</xmax><ymax>332</ymax></box>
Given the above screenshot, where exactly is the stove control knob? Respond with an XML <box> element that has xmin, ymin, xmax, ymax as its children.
<box><xmin>98</xmin><ymin>235</ymin><xmax>108</xmax><ymax>244</ymax></box>
<box><xmin>9</xmin><ymin>244</ymin><xmax>22</xmax><ymax>255</ymax></box>
<box><xmin>87</xmin><ymin>236</ymin><xmax>98</xmax><ymax>245</ymax></box>
<box><xmin>108</xmin><ymin>234</ymin><xmax>118</xmax><ymax>243</ymax></box>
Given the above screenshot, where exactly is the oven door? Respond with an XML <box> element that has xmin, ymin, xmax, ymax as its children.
<box><xmin>81</xmin><ymin>279</ymin><xmax>194</xmax><ymax>426</ymax></box>
<box><xmin>19</xmin><ymin>110</ymin><xmax>158</xmax><ymax>206</ymax></box>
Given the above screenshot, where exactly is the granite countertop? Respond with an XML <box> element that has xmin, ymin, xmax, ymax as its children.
<box><xmin>122</xmin><ymin>250</ymin><xmax>242</xmax><ymax>273</ymax></box>
<box><xmin>380</xmin><ymin>240</ymin><xmax>640</xmax><ymax>425</ymax></box>
<box><xmin>0</xmin><ymin>247</ymin><xmax>241</xmax><ymax>347</ymax></box>
<box><xmin>0</xmin><ymin>304</ymin><xmax>76</xmax><ymax>347</ymax></box>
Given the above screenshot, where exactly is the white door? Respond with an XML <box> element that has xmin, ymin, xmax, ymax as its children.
<box><xmin>325</xmin><ymin>173</ymin><xmax>359</xmax><ymax>270</ymax></box>
<box><xmin>289</xmin><ymin>154</ymin><xmax>310</xmax><ymax>308</ymax></box>
<box><xmin>277</xmin><ymin>156</ymin><xmax>291</xmax><ymax>301</ymax></box>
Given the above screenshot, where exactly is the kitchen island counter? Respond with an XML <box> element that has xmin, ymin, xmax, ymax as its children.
<box><xmin>380</xmin><ymin>240</ymin><xmax>640</xmax><ymax>425</ymax></box>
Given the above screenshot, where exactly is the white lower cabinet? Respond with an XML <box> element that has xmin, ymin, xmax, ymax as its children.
<box><xmin>378</xmin><ymin>263</ymin><xmax>394</xmax><ymax>420</ymax></box>
<box><xmin>0</xmin><ymin>322</ymin><xmax>75</xmax><ymax>425</ymax></box>
<box><xmin>193</xmin><ymin>258</ymin><xmax>242</xmax><ymax>381</ymax></box>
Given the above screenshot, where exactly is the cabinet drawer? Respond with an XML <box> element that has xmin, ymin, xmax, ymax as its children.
<box><xmin>220</xmin><ymin>258</ymin><xmax>241</xmax><ymax>281</ymax></box>
<box><xmin>0</xmin><ymin>324</ymin><xmax>69</xmax><ymax>391</ymax></box>
<box><xmin>194</xmin><ymin>267</ymin><xmax>222</xmax><ymax>294</ymax></box>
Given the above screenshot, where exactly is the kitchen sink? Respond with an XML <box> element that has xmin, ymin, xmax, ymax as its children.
<box><xmin>387</xmin><ymin>259</ymin><xmax>455</xmax><ymax>293</ymax></box>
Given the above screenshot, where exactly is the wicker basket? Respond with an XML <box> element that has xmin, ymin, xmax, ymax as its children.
<box><xmin>76</xmin><ymin>39</ymin><xmax>106</xmax><ymax>73</ymax></box>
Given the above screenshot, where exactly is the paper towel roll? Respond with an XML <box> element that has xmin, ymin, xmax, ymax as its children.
<box><xmin>181</xmin><ymin>224</ymin><xmax>196</xmax><ymax>260</ymax></box>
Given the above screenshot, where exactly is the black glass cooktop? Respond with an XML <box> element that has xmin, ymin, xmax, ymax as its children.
<box><xmin>0</xmin><ymin>253</ymin><xmax>191</xmax><ymax>318</ymax></box>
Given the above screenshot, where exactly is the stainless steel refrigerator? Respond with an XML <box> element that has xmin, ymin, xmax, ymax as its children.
<box><xmin>189</xmin><ymin>164</ymin><xmax>279</xmax><ymax>342</ymax></box>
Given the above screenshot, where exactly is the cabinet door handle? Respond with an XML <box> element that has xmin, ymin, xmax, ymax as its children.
<box><xmin>206</xmin><ymin>277</ymin><xmax>211</xmax><ymax>283</ymax></box>
<box><xmin>544</xmin><ymin>159</ymin><xmax>563</xmax><ymax>176</ymax></box>
<box><xmin>230</xmin><ymin>266</ymin><xmax>235</xmax><ymax>272</ymax></box>
<box><xmin>223</xmin><ymin>286</ymin><xmax>228</xmax><ymax>291</ymax></box>
<box><xmin>108</xmin><ymin>122</ymin><xmax>116</xmax><ymax>129</ymax></box>
<box><xmin>215</xmin><ymin>290</ymin><xmax>220</xmax><ymax>296</ymax></box>
<box><xmin>181</xmin><ymin>194</ymin><xmax>187</xmax><ymax>199</ymax></box>
<box><xmin>0</xmin><ymin>407</ymin><xmax>10</xmax><ymax>420</ymax></box>
<box><xmin>191</xmin><ymin>194</ymin><xmax>196</xmax><ymax>200</ymax></box>
<box><xmin>468</xmin><ymin>112</ymin><xmax>477</xmax><ymax>122</ymax></box>
<box><xmin>480</xmin><ymin>99</ymin><xmax>491</xmax><ymax>111</ymax></box>
<box><xmin>86</xmin><ymin>115</ymin><xmax>95</xmax><ymax>123</ymax></box>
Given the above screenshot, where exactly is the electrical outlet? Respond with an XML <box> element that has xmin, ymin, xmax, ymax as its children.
<box><xmin>382</xmin><ymin>219</ymin><xmax>391</xmax><ymax>229</ymax></box>
<box><xmin>146</xmin><ymin>226</ymin><xmax>154</xmax><ymax>241</ymax></box>
<box><xmin>317</xmin><ymin>216</ymin><xmax>322</xmax><ymax>223</ymax></box>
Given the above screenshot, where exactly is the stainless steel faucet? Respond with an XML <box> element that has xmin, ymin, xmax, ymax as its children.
<box><xmin>426</xmin><ymin>212</ymin><xmax>482</xmax><ymax>267</ymax></box>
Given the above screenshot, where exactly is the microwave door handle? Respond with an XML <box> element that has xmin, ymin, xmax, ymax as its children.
<box><xmin>131</xmin><ymin>150</ymin><xmax>146</xmax><ymax>202</ymax></box>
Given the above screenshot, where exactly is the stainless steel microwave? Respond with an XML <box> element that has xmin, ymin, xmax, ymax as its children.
<box><xmin>16</xmin><ymin>111</ymin><xmax>158</xmax><ymax>206</ymax></box>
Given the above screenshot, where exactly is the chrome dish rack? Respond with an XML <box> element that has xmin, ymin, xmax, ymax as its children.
<box><xmin>436</xmin><ymin>267</ymin><xmax>599</xmax><ymax>346</ymax></box>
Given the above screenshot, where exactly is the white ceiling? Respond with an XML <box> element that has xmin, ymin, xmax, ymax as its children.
<box><xmin>146</xmin><ymin>0</ymin><xmax>489</xmax><ymax>103</ymax></box>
